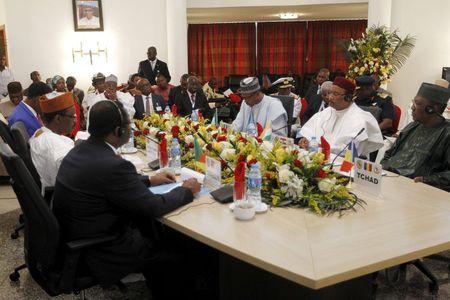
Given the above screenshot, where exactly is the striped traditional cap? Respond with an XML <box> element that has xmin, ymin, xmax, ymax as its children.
<box><xmin>238</xmin><ymin>77</ymin><xmax>260</xmax><ymax>95</ymax></box>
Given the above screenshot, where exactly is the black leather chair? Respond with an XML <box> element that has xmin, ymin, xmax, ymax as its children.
<box><xmin>0</xmin><ymin>143</ymin><xmax>115</xmax><ymax>299</ymax></box>
<box><xmin>271</xmin><ymin>95</ymin><xmax>294</xmax><ymax>137</ymax></box>
<box><xmin>226</xmin><ymin>75</ymin><xmax>248</xmax><ymax>92</ymax></box>
<box><xmin>10</xmin><ymin>121</ymin><xmax>41</xmax><ymax>188</ymax></box>
<box><xmin>0</xmin><ymin>120</ymin><xmax>16</xmax><ymax>150</ymax></box>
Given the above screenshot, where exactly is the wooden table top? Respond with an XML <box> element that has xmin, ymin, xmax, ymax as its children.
<box><xmin>133</xmin><ymin>152</ymin><xmax>450</xmax><ymax>289</ymax></box>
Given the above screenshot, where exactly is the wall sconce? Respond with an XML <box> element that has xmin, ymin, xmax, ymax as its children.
<box><xmin>72</xmin><ymin>41</ymin><xmax>108</xmax><ymax>65</ymax></box>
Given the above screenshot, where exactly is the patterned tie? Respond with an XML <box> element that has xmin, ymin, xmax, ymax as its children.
<box><xmin>145</xmin><ymin>96</ymin><xmax>151</xmax><ymax>116</ymax></box>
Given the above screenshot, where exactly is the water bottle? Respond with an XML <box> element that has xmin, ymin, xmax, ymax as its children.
<box><xmin>309</xmin><ymin>136</ymin><xmax>319</xmax><ymax>153</ymax></box>
<box><xmin>169</xmin><ymin>138</ymin><xmax>182</xmax><ymax>174</ymax></box>
<box><xmin>191</xmin><ymin>110</ymin><xmax>199</xmax><ymax>122</ymax></box>
<box><xmin>122</xmin><ymin>129</ymin><xmax>135</xmax><ymax>152</ymax></box>
<box><xmin>246</xmin><ymin>122</ymin><xmax>257</xmax><ymax>137</ymax></box>
<box><xmin>164</xmin><ymin>105</ymin><xmax>171</xmax><ymax>114</ymax></box>
<box><xmin>246</xmin><ymin>164</ymin><xmax>262</xmax><ymax>208</ymax></box>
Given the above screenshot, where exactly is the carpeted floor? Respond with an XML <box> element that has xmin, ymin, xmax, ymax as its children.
<box><xmin>1</xmin><ymin>208</ymin><xmax>449</xmax><ymax>299</ymax></box>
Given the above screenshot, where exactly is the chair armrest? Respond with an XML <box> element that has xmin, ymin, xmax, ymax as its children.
<box><xmin>65</xmin><ymin>235</ymin><xmax>116</xmax><ymax>252</ymax></box>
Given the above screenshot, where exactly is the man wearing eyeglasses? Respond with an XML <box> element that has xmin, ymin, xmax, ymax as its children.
<box><xmin>29</xmin><ymin>92</ymin><xmax>76</xmax><ymax>189</ymax></box>
<box><xmin>299</xmin><ymin>77</ymin><xmax>383</xmax><ymax>158</ymax></box>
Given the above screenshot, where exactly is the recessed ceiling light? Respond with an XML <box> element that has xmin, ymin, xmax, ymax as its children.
<box><xmin>279</xmin><ymin>13</ymin><xmax>298</xmax><ymax>20</ymax></box>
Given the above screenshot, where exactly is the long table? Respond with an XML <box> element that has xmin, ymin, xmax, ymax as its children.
<box><xmin>130</xmin><ymin>152</ymin><xmax>450</xmax><ymax>298</ymax></box>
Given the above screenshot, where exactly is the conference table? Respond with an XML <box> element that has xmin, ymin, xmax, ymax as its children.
<box><xmin>128</xmin><ymin>151</ymin><xmax>450</xmax><ymax>299</ymax></box>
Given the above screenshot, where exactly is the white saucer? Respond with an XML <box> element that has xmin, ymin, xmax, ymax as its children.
<box><xmin>121</xmin><ymin>147</ymin><xmax>138</xmax><ymax>154</ymax></box>
<box><xmin>229</xmin><ymin>202</ymin><xmax>268</xmax><ymax>213</ymax></box>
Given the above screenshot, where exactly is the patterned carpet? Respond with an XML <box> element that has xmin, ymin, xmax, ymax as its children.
<box><xmin>1</xmin><ymin>208</ymin><xmax>449</xmax><ymax>300</ymax></box>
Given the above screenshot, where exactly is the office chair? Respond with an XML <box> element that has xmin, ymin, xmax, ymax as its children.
<box><xmin>271</xmin><ymin>95</ymin><xmax>294</xmax><ymax>137</ymax></box>
<box><xmin>0</xmin><ymin>143</ymin><xmax>115</xmax><ymax>299</ymax></box>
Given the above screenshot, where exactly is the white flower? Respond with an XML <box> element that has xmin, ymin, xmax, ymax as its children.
<box><xmin>143</xmin><ymin>121</ymin><xmax>149</xmax><ymax>129</ymax></box>
<box><xmin>260</xmin><ymin>141</ymin><xmax>273</xmax><ymax>153</ymax></box>
<box><xmin>228</xmin><ymin>134</ymin><xmax>236</xmax><ymax>142</ymax></box>
<box><xmin>221</xmin><ymin>148</ymin><xmax>236</xmax><ymax>161</ymax></box>
<box><xmin>185</xmin><ymin>135</ymin><xmax>194</xmax><ymax>145</ymax></box>
<box><xmin>354</xmin><ymin>67</ymin><xmax>359</xmax><ymax>73</ymax></box>
<box><xmin>219</xmin><ymin>141</ymin><xmax>233</xmax><ymax>150</ymax></box>
<box><xmin>369</xmin><ymin>61</ymin><xmax>374</xmax><ymax>66</ymax></box>
<box><xmin>149</xmin><ymin>127</ymin><xmax>160</xmax><ymax>137</ymax></box>
<box><xmin>318</xmin><ymin>178</ymin><xmax>337</xmax><ymax>193</ymax></box>
<box><xmin>279</xmin><ymin>168</ymin><xmax>294</xmax><ymax>183</ymax></box>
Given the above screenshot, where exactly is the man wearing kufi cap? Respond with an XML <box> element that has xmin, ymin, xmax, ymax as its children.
<box><xmin>381</xmin><ymin>83</ymin><xmax>450</xmax><ymax>191</ymax></box>
<box><xmin>300</xmin><ymin>77</ymin><xmax>383</xmax><ymax>157</ymax></box>
<box><xmin>29</xmin><ymin>92</ymin><xmax>76</xmax><ymax>189</ymax></box>
<box><xmin>103</xmin><ymin>74</ymin><xmax>136</xmax><ymax>119</ymax></box>
<box><xmin>83</xmin><ymin>72</ymin><xmax>106</xmax><ymax>116</ymax></box>
<box><xmin>355</xmin><ymin>75</ymin><xmax>395</xmax><ymax>135</ymax></box>
<box><xmin>232</xmin><ymin>77</ymin><xmax>288</xmax><ymax>136</ymax></box>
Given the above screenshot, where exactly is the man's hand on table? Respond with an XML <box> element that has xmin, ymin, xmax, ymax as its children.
<box><xmin>414</xmin><ymin>176</ymin><xmax>424</xmax><ymax>183</ymax></box>
<box><xmin>182</xmin><ymin>178</ymin><xmax>201</xmax><ymax>195</ymax></box>
<box><xmin>298</xmin><ymin>137</ymin><xmax>309</xmax><ymax>149</ymax></box>
<box><xmin>150</xmin><ymin>172</ymin><xmax>176</xmax><ymax>186</ymax></box>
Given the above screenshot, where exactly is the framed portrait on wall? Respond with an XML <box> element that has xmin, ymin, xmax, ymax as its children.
<box><xmin>72</xmin><ymin>0</ymin><xmax>104</xmax><ymax>31</ymax></box>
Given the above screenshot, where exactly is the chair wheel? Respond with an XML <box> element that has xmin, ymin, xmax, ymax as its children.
<box><xmin>9</xmin><ymin>272</ymin><xmax>20</xmax><ymax>282</ymax></box>
<box><xmin>429</xmin><ymin>283</ymin><xmax>439</xmax><ymax>295</ymax></box>
<box><xmin>11</xmin><ymin>232</ymin><xmax>19</xmax><ymax>239</ymax></box>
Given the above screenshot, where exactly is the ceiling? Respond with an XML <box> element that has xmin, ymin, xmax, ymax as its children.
<box><xmin>187</xmin><ymin>3</ymin><xmax>368</xmax><ymax>24</ymax></box>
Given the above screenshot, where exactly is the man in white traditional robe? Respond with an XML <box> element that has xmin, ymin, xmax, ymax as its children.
<box><xmin>232</xmin><ymin>77</ymin><xmax>288</xmax><ymax>136</ymax></box>
<box><xmin>299</xmin><ymin>77</ymin><xmax>383</xmax><ymax>157</ymax></box>
<box><xmin>30</xmin><ymin>92</ymin><xmax>76</xmax><ymax>189</ymax></box>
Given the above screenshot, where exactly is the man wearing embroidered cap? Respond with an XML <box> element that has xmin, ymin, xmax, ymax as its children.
<box><xmin>83</xmin><ymin>72</ymin><xmax>106</xmax><ymax>116</ymax></box>
<box><xmin>103</xmin><ymin>74</ymin><xmax>136</xmax><ymax>119</ymax></box>
<box><xmin>300</xmin><ymin>76</ymin><xmax>383</xmax><ymax>157</ymax></box>
<box><xmin>232</xmin><ymin>77</ymin><xmax>288</xmax><ymax>136</ymax></box>
<box><xmin>29</xmin><ymin>92</ymin><xmax>76</xmax><ymax>189</ymax></box>
<box><xmin>382</xmin><ymin>82</ymin><xmax>450</xmax><ymax>191</ymax></box>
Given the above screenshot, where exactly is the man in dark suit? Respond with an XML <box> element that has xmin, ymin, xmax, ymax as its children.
<box><xmin>138</xmin><ymin>46</ymin><xmax>171</xmax><ymax>85</ymax></box>
<box><xmin>53</xmin><ymin>100</ymin><xmax>201</xmax><ymax>298</ymax></box>
<box><xmin>133</xmin><ymin>78</ymin><xmax>166</xmax><ymax>119</ymax></box>
<box><xmin>302</xmin><ymin>80</ymin><xmax>332</xmax><ymax>125</ymax></box>
<box><xmin>305</xmin><ymin>68</ymin><xmax>330</xmax><ymax>104</ymax></box>
<box><xmin>168</xmin><ymin>73</ymin><xmax>189</xmax><ymax>108</ymax></box>
<box><xmin>174</xmin><ymin>76</ymin><xmax>213</xmax><ymax>119</ymax></box>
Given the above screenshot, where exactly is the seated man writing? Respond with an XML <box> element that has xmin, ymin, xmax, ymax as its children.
<box><xmin>381</xmin><ymin>82</ymin><xmax>450</xmax><ymax>191</ymax></box>
<box><xmin>53</xmin><ymin>100</ymin><xmax>201</xmax><ymax>298</ymax></box>
<box><xmin>29</xmin><ymin>92</ymin><xmax>76</xmax><ymax>189</ymax></box>
<box><xmin>299</xmin><ymin>77</ymin><xmax>383</xmax><ymax>158</ymax></box>
<box><xmin>232</xmin><ymin>77</ymin><xmax>288</xmax><ymax>136</ymax></box>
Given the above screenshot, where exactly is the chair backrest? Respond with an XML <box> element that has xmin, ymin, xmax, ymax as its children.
<box><xmin>271</xmin><ymin>95</ymin><xmax>294</xmax><ymax>137</ymax></box>
<box><xmin>10</xmin><ymin>121</ymin><xmax>41</xmax><ymax>188</ymax></box>
<box><xmin>359</xmin><ymin>105</ymin><xmax>382</xmax><ymax>121</ymax></box>
<box><xmin>0</xmin><ymin>120</ymin><xmax>15</xmax><ymax>150</ymax></box>
<box><xmin>0</xmin><ymin>143</ymin><xmax>60</xmax><ymax>271</ymax></box>
<box><xmin>393</xmin><ymin>105</ymin><xmax>402</xmax><ymax>133</ymax></box>
<box><xmin>227</xmin><ymin>75</ymin><xmax>248</xmax><ymax>92</ymax></box>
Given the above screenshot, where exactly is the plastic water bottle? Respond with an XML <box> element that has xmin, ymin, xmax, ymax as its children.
<box><xmin>309</xmin><ymin>136</ymin><xmax>319</xmax><ymax>153</ymax></box>
<box><xmin>164</xmin><ymin>105</ymin><xmax>171</xmax><ymax>114</ymax></box>
<box><xmin>191</xmin><ymin>110</ymin><xmax>199</xmax><ymax>122</ymax></box>
<box><xmin>246</xmin><ymin>164</ymin><xmax>262</xmax><ymax>208</ymax></box>
<box><xmin>123</xmin><ymin>129</ymin><xmax>135</xmax><ymax>152</ymax></box>
<box><xmin>169</xmin><ymin>138</ymin><xmax>182</xmax><ymax>174</ymax></box>
<box><xmin>246</xmin><ymin>122</ymin><xmax>257</xmax><ymax>137</ymax></box>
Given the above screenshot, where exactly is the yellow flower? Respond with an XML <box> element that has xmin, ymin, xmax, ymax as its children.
<box><xmin>275</xmin><ymin>148</ymin><xmax>287</xmax><ymax>164</ymax></box>
<box><xmin>247</xmin><ymin>154</ymin><xmax>254</xmax><ymax>162</ymax></box>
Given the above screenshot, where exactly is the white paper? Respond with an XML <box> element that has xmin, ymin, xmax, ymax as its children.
<box><xmin>205</xmin><ymin>156</ymin><xmax>222</xmax><ymax>189</ymax></box>
<box><xmin>180</xmin><ymin>167</ymin><xmax>205</xmax><ymax>184</ymax></box>
<box><xmin>223</xmin><ymin>88</ymin><xmax>233</xmax><ymax>97</ymax></box>
<box><xmin>146</xmin><ymin>137</ymin><xmax>159</xmax><ymax>161</ymax></box>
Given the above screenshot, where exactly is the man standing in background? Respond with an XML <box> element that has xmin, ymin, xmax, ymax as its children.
<box><xmin>138</xmin><ymin>46</ymin><xmax>171</xmax><ymax>85</ymax></box>
<box><xmin>0</xmin><ymin>55</ymin><xmax>14</xmax><ymax>97</ymax></box>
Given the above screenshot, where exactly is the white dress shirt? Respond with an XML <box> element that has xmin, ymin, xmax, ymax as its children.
<box><xmin>30</xmin><ymin>127</ymin><xmax>74</xmax><ymax>189</ymax></box>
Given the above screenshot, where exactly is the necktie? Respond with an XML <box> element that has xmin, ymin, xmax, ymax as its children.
<box><xmin>145</xmin><ymin>96</ymin><xmax>152</xmax><ymax>116</ymax></box>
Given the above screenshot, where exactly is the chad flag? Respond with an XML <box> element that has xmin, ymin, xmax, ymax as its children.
<box><xmin>340</xmin><ymin>140</ymin><xmax>358</xmax><ymax>172</ymax></box>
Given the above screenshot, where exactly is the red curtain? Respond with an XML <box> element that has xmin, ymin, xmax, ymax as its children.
<box><xmin>257</xmin><ymin>22</ymin><xmax>307</xmax><ymax>74</ymax></box>
<box><xmin>304</xmin><ymin>20</ymin><xmax>367</xmax><ymax>73</ymax></box>
<box><xmin>188</xmin><ymin>23</ymin><xmax>256</xmax><ymax>87</ymax></box>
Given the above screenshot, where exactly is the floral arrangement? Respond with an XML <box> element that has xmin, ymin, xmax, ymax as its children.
<box><xmin>134</xmin><ymin>113</ymin><xmax>364</xmax><ymax>216</ymax></box>
<box><xmin>343</xmin><ymin>25</ymin><xmax>415</xmax><ymax>82</ymax></box>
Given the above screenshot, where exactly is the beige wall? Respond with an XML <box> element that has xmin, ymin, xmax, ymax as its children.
<box><xmin>388</xmin><ymin>0</ymin><xmax>450</xmax><ymax>127</ymax></box>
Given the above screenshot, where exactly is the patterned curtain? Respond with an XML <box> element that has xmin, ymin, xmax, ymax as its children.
<box><xmin>304</xmin><ymin>20</ymin><xmax>367</xmax><ymax>73</ymax></box>
<box><xmin>188</xmin><ymin>23</ymin><xmax>256</xmax><ymax>86</ymax></box>
<box><xmin>257</xmin><ymin>21</ymin><xmax>307</xmax><ymax>75</ymax></box>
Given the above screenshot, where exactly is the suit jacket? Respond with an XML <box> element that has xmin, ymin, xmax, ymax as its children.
<box><xmin>53</xmin><ymin>136</ymin><xmax>193</xmax><ymax>284</ymax></box>
<box><xmin>8</xmin><ymin>101</ymin><xmax>41</xmax><ymax>137</ymax></box>
<box><xmin>305</xmin><ymin>83</ymin><xmax>319</xmax><ymax>104</ymax></box>
<box><xmin>138</xmin><ymin>59</ymin><xmax>171</xmax><ymax>85</ymax></box>
<box><xmin>174</xmin><ymin>89</ymin><xmax>213</xmax><ymax>119</ymax></box>
<box><xmin>168</xmin><ymin>85</ymin><xmax>182</xmax><ymax>108</ymax></box>
<box><xmin>133</xmin><ymin>93</ymin><xmax>166</xmax><ymax>119</ymax></box>
<box><xmin>302</xmin><ymin>93</ymin><xmax>327</xmax><ymax>125</ymax></box>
